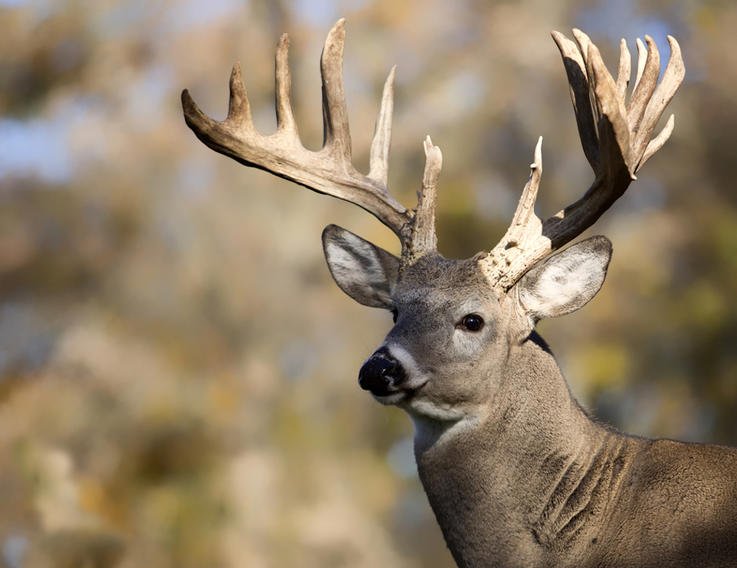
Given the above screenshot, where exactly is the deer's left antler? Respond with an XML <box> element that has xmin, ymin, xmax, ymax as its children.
<box><xmin>481</xmin><ymin>30</ymin><xmax>685</xmax><ymax>291</ymax></box>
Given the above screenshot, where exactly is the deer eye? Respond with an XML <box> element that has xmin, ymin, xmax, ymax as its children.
<box><xmin>391</xmin><ymin>308</ymin><xmax>398</xmax><ymax>323</ymax></box>
<box><xmin>458</xmin><ymin>313</ymin><xmax>485</xmax><ymax>332</ymax></box>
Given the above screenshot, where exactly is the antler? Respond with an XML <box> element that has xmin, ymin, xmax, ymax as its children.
<box><xmin>182</xmin><ymin>19</ymin><xmax>443</xmax><ymax>262</ymax></box>
<box><xmin>481</xmin><ymin>30</ymin><xmax>684</xmax><ymax>291</ymax></box>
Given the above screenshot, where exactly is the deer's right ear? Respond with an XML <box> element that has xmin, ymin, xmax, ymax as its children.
<box><xmin>322</xmin><ymin>224</ymin><xmax>399</xmax><ymax>309</ymax></box>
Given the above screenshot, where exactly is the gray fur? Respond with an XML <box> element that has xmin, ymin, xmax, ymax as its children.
<box><xmin>323</xmin><ymin>227</ymin><xmax>737</xmax><ymax>568</ymax></box>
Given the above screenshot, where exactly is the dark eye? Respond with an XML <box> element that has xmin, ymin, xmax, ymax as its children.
<box><xmin>391</xmin><ymin>308</ymin><xmax>398</xmax><ymax>323</ymax></box>
<box><xmin>458</xmin><ymin>313</ymin><xmax>485</xmax><ymax>332</ymax></box>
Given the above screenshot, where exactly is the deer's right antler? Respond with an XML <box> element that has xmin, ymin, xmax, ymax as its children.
<box><xmin>182</xmin><ymin>19</ymin><xmax>444</xmax><ymax>263</ymax></box>
<box><xmin>480</xmin><ymin>30</ymin><xmax>685</xmax><ymax>291</ymax></box>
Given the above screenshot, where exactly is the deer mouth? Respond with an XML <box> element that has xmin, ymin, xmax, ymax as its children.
<box><xmin>371</xmin><ymin>379</ymin><xmax>428</xmax><ymax>406</ymax></box>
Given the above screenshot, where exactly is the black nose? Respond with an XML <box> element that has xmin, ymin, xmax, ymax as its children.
<box><xmin>358</xmin><ymin>348</ymin><xmax>405</xmax><ymax>395</ymax></box>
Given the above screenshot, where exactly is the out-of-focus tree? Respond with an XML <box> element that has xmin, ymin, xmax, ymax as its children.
<box><xmin>0</xmin><ymin>1</ymin><xmax>735</xmax><ymax>567</ymax></box>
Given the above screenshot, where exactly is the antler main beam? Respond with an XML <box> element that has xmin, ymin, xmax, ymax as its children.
<box><xmin>481</xmin><ymin>30</ymin><xmax>684</xmax><ymax>291</ymax></box>
<box><xmin>181</xmin><ymin>19</ymin><xmax>418</xmax><ymax>242</ymax></box>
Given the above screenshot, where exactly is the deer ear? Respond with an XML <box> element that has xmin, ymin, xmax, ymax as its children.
<box><xmin>322</xmin><ymin>224</ymin><xmax>399</xmax><ymax>309</ymax></box>
<box><xmin>515</xmin><ymin>236</ymin><xmax>612</xmax><ymax>321</ymax></box>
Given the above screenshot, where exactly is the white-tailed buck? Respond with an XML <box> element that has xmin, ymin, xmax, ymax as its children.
<box><xmin>182</xmin><ymin>19</ymin><xmax>737</xmax><ymax>568</ymax></box>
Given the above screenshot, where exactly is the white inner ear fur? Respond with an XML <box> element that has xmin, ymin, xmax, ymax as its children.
<box><xmin>518</xmin><ymin>241</ymin><xmax>610</xmax><ymax>320</ymax></box>
<box><xmin>326</xmin><ymin>236</ymin><xmax>385</xmax><ymax>287</ymax></box>
<box><xmin>324</xmin><ymin>230</ymin><xmax>395</xmax><ymax>307</ymax></box>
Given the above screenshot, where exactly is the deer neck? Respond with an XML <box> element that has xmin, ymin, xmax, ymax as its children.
<box><xmin>412</xmin><ymin>332</ymin><xmax>629</xmax><ymax>566</ymax></box>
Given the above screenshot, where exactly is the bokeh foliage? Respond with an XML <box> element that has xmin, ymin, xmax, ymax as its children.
<box><xmin>1</xmin><ymin>1</ymin><xmax>736</xmax><ymax>566</ymax></box>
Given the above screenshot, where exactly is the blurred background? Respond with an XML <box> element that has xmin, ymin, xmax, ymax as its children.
<box><xmin>1</xmin><ymin>0</ymin><xmax>736</xmax><ymax>566</ymax></box>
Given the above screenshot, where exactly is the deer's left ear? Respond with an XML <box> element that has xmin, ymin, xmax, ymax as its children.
<box><xmin>514</xmin><ymin>236</ymin><xmax>612</xmax><ymax>321</ymax></box>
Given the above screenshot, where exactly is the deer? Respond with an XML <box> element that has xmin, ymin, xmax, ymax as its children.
<box><xmin>181</xmin><ymin>19</ymin><xmax>737</xmax><ymax>568</ymax></box>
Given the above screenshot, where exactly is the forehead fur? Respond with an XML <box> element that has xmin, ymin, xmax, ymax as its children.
<box><xmin>398</xmin><ymin>254</ymin><xmax>497</xmax><ymax>298</ymax></box>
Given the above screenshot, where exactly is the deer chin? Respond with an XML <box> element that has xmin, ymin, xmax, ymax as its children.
<box><xmin>403</xmin><ymin>397</ymin><xmax>468</xmax><ymax>422</ymax></box>
<box><xmin>372</xmin><ymin>391</ymin><xmax>407</xmax><ymax>405</ymax></box>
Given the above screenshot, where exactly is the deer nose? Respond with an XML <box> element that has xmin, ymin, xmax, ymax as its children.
<box><xmin>358</xmin><ymin>348</ymin><xmax>405</xmax><ymax>395</ymax></box>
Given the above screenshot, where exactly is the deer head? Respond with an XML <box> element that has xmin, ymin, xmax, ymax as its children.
<box><xmin>182</xmin><ymin>20</ymin><xmax>684</xmax><ymax>428</ymax></box>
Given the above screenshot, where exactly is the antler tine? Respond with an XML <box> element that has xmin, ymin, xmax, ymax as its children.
<box><xmin>511</xmin><ymin>137</ymin><xmax>545</xmax><ymax>240</ymax></box>
<box><xmin>615</xmin><ymin>39</ymin><xmax>631</xmax><ymax>98</ymax></box>
<box><xmin>628</xmin><ymin>36</ymin><xmax>660</xmax><ymax>134</ymax></box>
<box><xmin>481</xmin><ymin>30</ymin><xmax>683</xmax><ymax>291</ymax></box>
<box><xmin>321</xmin><ymin>19</ymin><xmax>352</xmax><ymax>161</ymax></box>
<box><xmin>586</xmin><ymin>40</ymin><xmax>632</xmax><ymax>176</ymax></box>
<box><xmin>275</xmin><ymin>33</ymin><xmax>297</xmax><ymax>133</ymax></box>
<box><xmin>640</xmin><ymin>113</ymin><xmax>675</xmax><ymax>168</ymax></box>
<box><xmin>182</xmin><ymin>19</ymin><xmax>413</xmax><ymax>241</ymax></box>
<box><xmin>226</xmin><ymin>63</ymin><xmax>253</xmax><ymax>129</ymax></box>
<box><xmin>552</xmin><ymin>30</ymin><xmax>600</xmax><ymax>173</ymax></box>
<box><xmin>406</xmin><ymin>136</ymin><xmax>443</xmax><ymax>262</ymax></box>
<box><xmin>632</xmin><ymin>38</ymin><xmax>648</xmax><ymax>93</ymax></box>
<box><xmin>480</xmin><ymin>138</ymin><xmax>545</xmax><ymax>289</ymax></box>
<box><xmin>368</xmin><ymin>66</ymin><xmax>396</xmax><ymax>186</ymax></box>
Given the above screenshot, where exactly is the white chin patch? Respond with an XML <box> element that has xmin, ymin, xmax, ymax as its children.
<box><xmin>406</xmin><ymin>399</ymin><xmax>466</xmax><ymax>422</ymax></box>
<box><xmin>372</xmin><ymin>392</ymin><xmax>407</xmax><ymax>405</ymax></box>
